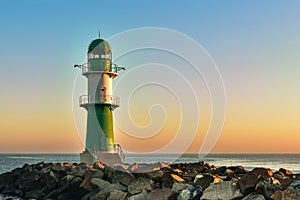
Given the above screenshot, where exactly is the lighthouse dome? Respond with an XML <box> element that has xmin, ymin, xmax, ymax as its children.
<box><xmin>88</xmin><ymin>39</ymin><xmax>111</xmax><ymax>53</ymax></box>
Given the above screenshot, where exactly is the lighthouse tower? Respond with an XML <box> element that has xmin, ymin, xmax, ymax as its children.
<box><xmin>75</xmin><ymin>37</ymin><xmax>125</xmax><ymax>165</ymax></box>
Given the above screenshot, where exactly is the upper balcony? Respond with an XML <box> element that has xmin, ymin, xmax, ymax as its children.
<box><xmin>79</xmin><ymin>95</ymin><xmax>120</xmax><ymax>109</ymax></box>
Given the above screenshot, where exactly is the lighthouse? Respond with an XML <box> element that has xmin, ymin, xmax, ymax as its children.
<box><xmin>75</xmin><ymin>37</ymin><xmax>125</xmax><ymax>164</ymax></box>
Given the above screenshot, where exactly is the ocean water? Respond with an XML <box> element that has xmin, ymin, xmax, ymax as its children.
<box><xmin>0</xmin><ymin>153</ymin><xmax>299</xmax><ymax>174</ymax></box>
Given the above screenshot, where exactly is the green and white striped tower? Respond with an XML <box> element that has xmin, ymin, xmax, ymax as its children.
<box><xmin>76</xmin><ymin>37</ymin><xmax>125</xmax><ymax>164</ymax></box>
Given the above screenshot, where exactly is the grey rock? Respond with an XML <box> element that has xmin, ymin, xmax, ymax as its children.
<box><xmin>178</xmin><ymin>186</ymin><xmax>202</xmax><ymax>200</ymax></box>
<box><xmin>242</xmin><ymin>193</ymin><xmax>266</xmax><ymax>200</ymax></box>
<box><xmin>128</xmin><ymin>177</ymin><xmax>154</xmax><ymax>195</ymax></box>
<box><xmin>91</xmin><ymin>178</ymin><xmax>111</xmax><ymax>190</ymax></box>
<box><xmin>128</xmin><ymin>190</ymin><xmax>149</xmax><ymax>200</ymax></box>
<box><xmin>171</xmin><ymin>182</ymin><xmax>193</xmax><ymax>192</ymax></box>
<box><xmin>201</xmin><ymin>180</ymin><xmax>243</xmax><ymax>200</ymax></box>
<box><xmin>47</xmin><ymin>171</ymin><xmax>58</xmax><ymax>190</ymax></box>
<box><xmin>238</xmin><ymin>172</ymin><xmax>261</xmax><ymax>195</ymax></box>
<box><xmin>255</xmin><ymin>178</ymin><xmax>281</xmax><ymax>198</ymax></box>
<box><xmin>107</xmin><ymin>189</ymin><xmax>127</xmax><ymax>200</ymax></box>
<box><xmin>148</xmin><ymin>188</ymin><xmax>176</xmax><ymax>200</ymax></box>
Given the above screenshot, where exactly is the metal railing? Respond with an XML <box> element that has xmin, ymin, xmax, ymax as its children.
<box><xmin>79</xmin><ymin>95</ymin><xmax>120</xmax><ymax>107</ymax></box>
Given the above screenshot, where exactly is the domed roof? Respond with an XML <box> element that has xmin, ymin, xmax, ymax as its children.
<box><xmin>88</xmin><ymin>39</ymin><xmax>111</xmax><ymax>53</ymax></box>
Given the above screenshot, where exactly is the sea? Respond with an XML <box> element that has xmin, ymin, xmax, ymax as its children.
<box><xmin>0</xmin><ymin>153</ymin><xmax>299</xmax><ymax>199</ymax></box>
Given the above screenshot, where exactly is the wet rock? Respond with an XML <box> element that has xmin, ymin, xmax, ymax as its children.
<box><xmin>178</xmin><ymin>186</ymin><xmax>202</xmax><ymax>200</ymax></box>
<box><xmin>201</xmin><ymin>180</ymin><xmax>243</xmax><ymax>200</ymax></box>
<box><xmin>194</xmin><ymin>174</ymin><xmax>223</xmax><ymax>189</ymax></box>
<box><xmin>242</xmin><ymin>193</ymin><xmax>266</xmax><ymax>200</ymax></box>
<box><xmin>148</xmin><ymin>188</ymin><xmax>176</xmax><ymax>200</ymax></box>
<box><xmin>238</xmin><ymin>172</ymin><xmax>261</xmax><ymax>195</ymax></box>
<box><xmin>128</xmin><ymin>190</ymin><xmax>149</xmax><ymax>200</ymax></box>
<box><xmin>255</xmin><ymin>178</ymin><xmax>281</xmax><ymax>198</ymax></box>
<box><xmin>172</xmin><ymin>182</ymin><xmax>193</xmax><ymax>193</ymax></box>
<box><xmin>128</xmin><ymin>177</ymin><xmax>154</xmax><ymax>195</ymax></box>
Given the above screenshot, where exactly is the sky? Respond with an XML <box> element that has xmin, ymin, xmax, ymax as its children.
<box><xmin>0</xmin><ymin>0</ymin><xmax>299</xmax><ymax>154</ymax></box>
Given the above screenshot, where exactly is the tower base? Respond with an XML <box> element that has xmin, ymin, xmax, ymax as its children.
<box><xmin>80</xmin><ymin>149</ymin><xmax>124</xmax><ymax>165</ymax></box>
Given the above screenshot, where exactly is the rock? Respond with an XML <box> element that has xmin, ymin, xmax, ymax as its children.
<box><xmin>194</xmin><ymin>174</ymin><xmax>223</xmax><ymax>189</ymax></box>
<box><xmin>47</xmin><ymin>171</ymin><xmax>58</xmax><ymax>190</ymax></box>
<box><xmin>148</xmin><ymin>188</ymin><xmax>176</xmax><ymax>200</ymax></box>
<box><xmin>91</xmin><ymin>177</ymin><xmax>111</xmax><ymax>190</ymax></box>
<box><xmin>238</xmin><ymin>172</ymin><xmax>261</xmax><ymax>195</ymax></box>
<box><xmin>80</xmin><ymin>173</ymin><xmax>94</xmax><ymax>191</ymax></box>
<box><xmin>92</xmin><ymin>170</ymin><xmax>104</xmax><ymax>179</ymax></box>
<box><xmin>227</xmin><ymin>166</ymin><xmax>247</xmax><ymax>174</ymax></box>
<box><xmin>271</xmin><ymin>180</ymin><xmax>300</xmax><ymax>200</ymax></box>
<box><xmin>255</xmin><ymin>178</ymin><xmax>281</xmax><ymax>198</ymax></box>
<box><xmin>279</xmin><ymin>168</ymin><xmax>293</xmax><ymax>176</ymax></box>
<box><xmin>178</xmin><ymin>186</ymin><xmax>202</xmax><ymax>200</ymax></box>
<box><xmin>16</xmin><ymin>171</ymin><xmax>43</xmax><ymax>192</ymax></box>
<box><xmin>59</xmin><ymin>176</ymin><xmax>85</xmax><ymax>199</ymax></box>
<box><xmin>201</xmin><ymin>180</ymin><xmax>243</xmax><ymax>200</ymax></box>
<box><xmin>171</xmin><ymin>182</ymin><xmax>193</xmax><ymax>192</ymax></box>
<box><xmin>0</xmin><ymin>173</ymin><xmax>16</xmax><ymax>194</ymax></box>
<box><xmin>112</xmin><ymin>170</ymin><xmax>136</xmax><ymax>186</ymax></box>
<box><xmin>128</xmin><ymin>190</ymin><xmax>149</xmax><ymax>200</ymax></box>
<box><xmin>128</xmin><ymin>177</ymin><xmax>154</xmax><ymax>195</ymax></box>
<box><xmin>162</xmin><ymin>172</ymin><xmax>175</xmax><ymax>188</ymax></box>
<box><xmin>51</xmin><ymin>163</ymin><xmax>65</xmax><ymax>173</ymax></box>
<box><xmin>251</xmin><ymin>168</ymin><xmax>273</xmax><ymax>179</ymax></box>
<box><xmin>242</xmin><ymin>193</ymin><xmax>266</xmax><ymax>200</ymax></box>
<box><xmin>107</xmin><ymin>189</ymin><xmax>127</xmax><ymax>200</ymax></box>
<box><xmin>111</xmin><ymin>183</ymin><xmax>127</xmax><ymax>192</ymax></box>
<box><xmin>72</xmin><ymin>166</ymin><xmax>86</xmax><ymax>177</ymax></box>
<box><xmin>90</xmin><ymin>188</ymin><xmax>111</xmax><ymax>200</ymax></box>
<box><xmin>277</xmin><ymin>177</ymin><xmax>295</xmax><ymax>189</ymax></box>
<box><xmin>171</xmin><ymin>173</ymin><xmax>185</xmax><ymax>183</ymax></box>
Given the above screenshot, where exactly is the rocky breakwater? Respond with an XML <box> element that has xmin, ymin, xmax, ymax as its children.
<box><xmin>0</xmin><ymin>161</ymin><xmax>299</xmax><ymax>200</ymax></box>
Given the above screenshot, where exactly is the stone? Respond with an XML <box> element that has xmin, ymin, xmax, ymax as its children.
<box><xmin>80</xmin><ymin>173</ymin><xmax>94</xmax><ymax>192</ymax></box>
<box><xmin>51</xmin><ymin>163</ymin><xmax>65</xmax><ymax>173</ymax></box>
<box><xmin>194</xmin><ymin>174</ymin><xmax>223</xmax><ymax>189</ymax></box>
<box><xmin>171</xmin><ymin>173</ymin><xmax>185</xmax><ymax>183</ymax></box>
<box><xmin>172</xmin><ymin>182</ymin><xmax>193</xmax><ymax>192</ymax></box>
<box><xmin>72</xmin><ymin>166</ymin><xmax>86</xmax><ymax>177</ymax></box>
<box><xmin>92</xmin><ymin>170</ymin><xmax>104</xmax><ymax>179</ymax></box>
<box><xmin>112</xmin><ymin>170</ymin><xmax>136</xmax><ymax>186</ymax></box>
<box><xmin>242</xmin><ymin>193</ymin><xmax>266</xmax><ymax>200</ymax></box>
<box><xmin>0</xmin><ymin>173</ymin><xmax>16</xmax><ymax>194</ymax></box>
<box><xmin>91</xmin><ymin>178</ymin><xmax>111</xmax><ymax>190</ymax></box>
<box><xmin>162</xmin><ymin>172</ymin><xmax>175</xmax><ymax>188</ymax></box>
<box><xmin>110</xmin><ymin>183</ymin><xmax>127</xmax><ymax>192</ymax></box>
<box><xmin>238</xmin><ymin>172</ymin><xmax>261</xmax><ymax>195</ymax></box>
<box><xmin>201</xmin><ymin>180</ymin><xmax>243</xmax><ymax>200</ymax></box>
<box><xmin>148</xmin><ymin>188</ymin><xmax>176</xmax><ymax>200</ymax></box>
<box><xmin>277</xmin><ymin>177</ymin><xmax>295</xmax><ymax>189</ymax></box>
<box><xmin>16</xmin><ymin>171</ymin><xmax>43</xmax><ymax>192</ymax></box>
<box><xmin>279</xmin><ymin>168</ymin><xmax>293</xmax><ymax>176</ymax></box>
<box><xmin>271</xmin><ymin>180</ymin><xmax>300</xmax><ymax>200</ymax></box>
<box><xmin>178</xmin><ymin>186</ymin><xmax>202</xmax><ymax>200</ymax></box>
<box><xmin>251</xmin><ymin>168</ymin><xmax>273</xmax><ymax>179</ymax></box>
<box><xmin>90</xmin><ymin>188</ymin><xmax>111</xmax><ymax>200</ymax></box>
<box><xmin>47</xmin><ymin>171</ymin><xmax>58</xmax><ymax>190</ymax></box>
<box><xmin>128</xmin><ymin>190</ymin><xmax>149</xmax><ymax>200</ymax></box>
<box><xmin>128</xmin><ymin>177</ymin><xmax>154</xmax><ymax>195</ymax></box>
<box><xmin>255</xmin><ymin>178</ymin><xmax>281</xmax><ymax>198</ymax></box>
<box><xmin>107</xmin><ymin>189</ymin><xmax>127</xmax><ymax>200</ymax></box>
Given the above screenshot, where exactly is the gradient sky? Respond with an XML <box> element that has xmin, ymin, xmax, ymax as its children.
<box><xmin>0</xmin><ymin>1</ymin><xmax>299</xmax><ymax>153</ymax></box>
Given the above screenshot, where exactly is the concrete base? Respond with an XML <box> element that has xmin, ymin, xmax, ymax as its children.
<box><xmin>80</xmin><ymin>149</ymin><xmax>123</xmax><ymax>165</ymax></box>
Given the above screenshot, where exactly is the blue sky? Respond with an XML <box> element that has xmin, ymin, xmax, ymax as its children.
<box><xmin>0</xmin><ymin>0</ymin><xmax>299</xmax><ymax>153</ymax></box>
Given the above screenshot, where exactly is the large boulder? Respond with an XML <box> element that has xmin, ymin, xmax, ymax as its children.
<box><xmin>194</xmin><ymin>174</ymin><xmax>223</xmax><ymax>189</ymax></box>
<box><xmin>171</xmin><ymin>182</ymin><xmax>193</xmax><ymax>193</ymax></box>
<box><xmin>255</xmin><ymin>178</ymin><xmax>281</xmax><ymax>198</ymax></box>
<box><xmin>271</xmin><ymin>180</ymin><xmax>300</xmax><ymax>200</ymax></box>
<box><xmin>178</xmin><ymin>186</ymin><xmax>203</xmax><ymax>200</ymax></box>
<box><xmin>148</xmin><ymin>188</ymin><xmax>176</xmax><ymax>200</ymax></box>
<box><xmin>107</xmin><ymin>189</ymin><xmax>127</xmax><ymax>200</ymax></box>
<box><xmin>91</xmin><ymin>177</ymin><xmax>111</xmax><ymax>190</ymax></box>
<box><xmin>242</xmin><ymin>193</ymin><xmax>266</xmax><ymax>200</ymax></box>
<box><xmin>251</xmin><ymin>168</ymin><xmax>273</xmax><ymax>179</ymax></box>
<box><xmin>238</xmin><ymin>172</ymin><xmax>261</xmax><ymax>195</ymax></box>
<box><xmin>128</xmin><ymin>177</ymin><xmax>155</xmax><ymax>195</ymax></box>
<box><xmin>128</xmin><ymin>190</ymin><xmax>149</xmax><ymax>200</ymax></box>
<box><xmin>201</xmin><ymin>180</ymin><xmax>243</xmax><ymax>200</ymax></box>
